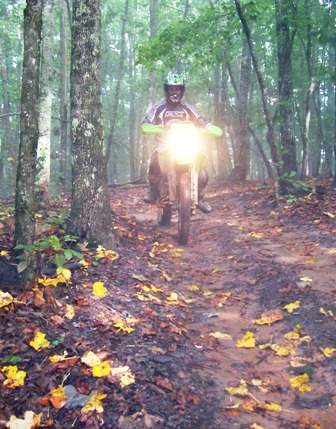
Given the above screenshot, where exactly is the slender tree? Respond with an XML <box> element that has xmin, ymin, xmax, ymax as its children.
<box><xmin>37</xmin><ymin>0</ymin><xmax>55</xmax><ymax>204</ymax></box>
<box><xmin>14</xmin><ymin>0</ymin><xmax>43</xmax><ymax>282</ymax></box>
<box><xmin>68</xmin><ymin>0</ymin><xmax>114</xmax><ymax>246</ymax></box>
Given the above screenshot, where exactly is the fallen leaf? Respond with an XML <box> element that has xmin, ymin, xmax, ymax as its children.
<box><xmin>64</xmin><ymin>304</ymin><xmax>75</xmax><ymax>320</ymax></box>
<box><xmin>92</xmin><ymin>361</ymin><xmax>112</xmax><ymax>377</ymax></box>
<box><xmin>81</xmin><ymin>351</ymin><xmax>102</xmax><ymax>367</ymax></box>
<box><xmin>226</xmin><ymin>379</ymin><xmax>252</xmax><ymax>397</ymax></box>
<box><xmin>209</xmin><ymin>332</ymin><xmax>232</xmax><ymax>340</ymax></box>
<box><xmin>289</xmin><ymin>373</ymin><xmax>311</xmax><ymax>392</ymax></box>
<box><xmin>49</xmin><ymin>385</ymin><xmax>67</xmax><ymax>409</ymax></box>
<box><xmin>92</xmin><ymin>281</ymin><xmax>107</xmax><ymax>297</ymax></box>
<box><xmin>320</xmin><ymin>347</ymin><xmax>336</xmax><ymax>357</ymax></box>
<box><xmin>253</xmin><ymin>309</ymin><xmax>284</xmax><ymax>325</ymax></box>
<box><xmin>319</xmin><ymin>307</ymin><xmax>334</xmax><ymax>317</ymax></box>
<box><xmin>29</xmin><ymin>332</ymin><xmax>50</xmax><ymax>351</ymax></box>
<box><xmin>236</xmin><ymin>331</ymin><xmax>256</xmax><ymax>348</ymax></box>
<box><xmin>2</xmin><ymin>365</ymin><xmax>26</xmax><ymax>389</ymax></box>
<box><xmin>284</xmin><ymin>324</ymin><xmax>302</xmax><ymax>340</ymax></box>
<box><xmin>283</xmin><ymin>301</ymin><xmax>300</xmax><ymax>313</ymax></box>
<box><xmin>5</xmin><ymin>411</ymin><xmax>41</xmax><ymax>429</ymax></box>
<box><xmin>81</xmin><ymin>392</ymin><xmax>107</xmax><ymax>414</ymax></box>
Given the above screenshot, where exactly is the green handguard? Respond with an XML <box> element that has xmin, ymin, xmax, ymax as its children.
<box><xmin>204</xmin><ymin>124</ymin><xmax>223</xmax><ymax>137</ymax></box>
<box><xmin>141</xmin><ymin>123</ymin><xmax>164</xmax><ymax>135</ymax></box>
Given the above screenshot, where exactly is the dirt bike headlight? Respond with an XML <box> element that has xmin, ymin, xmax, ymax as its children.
<box><xmin>167</xmin><ymin>124</ymin><xmax>201</xmax><ymax>163</ymax></box>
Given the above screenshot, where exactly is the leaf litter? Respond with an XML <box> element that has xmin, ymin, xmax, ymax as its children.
<box><xmin>1</xmin><ymin>179</ymin><xmax>336</xmax><ymax>428</ymax></box>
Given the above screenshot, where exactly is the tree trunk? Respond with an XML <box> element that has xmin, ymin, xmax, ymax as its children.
<box><xmin>37</xmin><ymin>0</ymin><xmax>55</xmax><ymax>204</ymax></box>
<box><xmin>106</xmin><ymin>0</ymin><xmax>130</xmax><ymax>166</ymax></box>
<box><xmin>235</xmin><ymin>0</ymin><xmax>282</xmax><ymax>180</ymax></box>
<box><xmin>68</xmin><ymin>0</ymin><xmax>114</xmax><ymax>246</ymax></box>
<box><xmin>59</xmin><ymin>0</ymin><xmax>69</xmax><ymax>192</ymax></box>
<box><xmin>235</xmin><ymin>38</ymin><xmax>251</xmax><ymax>181</ymax></box>
<box><xmin>14</xmin><ymin>0</ymin><xmax>43</xmax><ymax>283</ymax></box>
<box><xmin>275</xmin><ymin>0</ymin><xmax>297</xmax><ymax>176</ymax></box>
<box><xmin>140</xmin><ymin>0</ymin><xmax>158</xmax><ymax>182</ymax></box>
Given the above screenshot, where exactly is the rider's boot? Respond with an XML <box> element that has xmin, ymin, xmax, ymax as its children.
<box><xmin>143</xmin><ymin>187</ymin><xmax>159</xmax><ymax>204</ymax></box>
<box><xmin>197</xmin><ymin>197</ymin><xmax>212</xmax><ymax>213</ymax></box>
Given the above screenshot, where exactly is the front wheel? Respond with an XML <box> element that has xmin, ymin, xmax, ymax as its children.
<box><xmin>178</xmin><ymin>172</ymin><xmax>191</xmax><ymax>244</ymax></box>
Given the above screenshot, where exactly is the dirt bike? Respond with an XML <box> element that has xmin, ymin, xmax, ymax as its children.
<box><xmin>156</xmin><ymin>123</ymin><xmax>208</xmax><ymax>245</ymax></box>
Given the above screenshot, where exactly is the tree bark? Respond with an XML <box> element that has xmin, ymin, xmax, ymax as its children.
<box><xmin>14</xmin><ymin>0</ymin><xmax>43</xmax><ymax>282</ymax></box>
<box><xmin>59</xmin><ymin>0</ymin><xmax>69</xmax><ymax>192</ymax></box>
<box><xmin>234</xmin><ymin>0</ymin><xmax>283</xmax><ymax>181</ymax></box>
<box><xmin>68</xmin><ymin>0</ymin><xmax>114</xmax><ymax>246</ymax></box>
<box><xmin>37</xmin><ymin>0</ymin><xmax>55</xmax><ymax>204</ymax></box>
<box><xmin>275</xmin><ymin>0</ymin><xmax>297</xmax><ymax>176</ymax></box>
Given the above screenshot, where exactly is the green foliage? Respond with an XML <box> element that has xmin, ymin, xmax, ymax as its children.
<box><xmin>52</xmin><ymin>336</ymin><xmax>65</xmax><ymax>347</ymax></box>
<box><xmin>15</xmin><ymin>234</ymin><xmax>83</xmax><ymax>274</ymax></box>
<box><xmin>1</xmin><ymin>354</ymin><xmax>23</xmax><ymax>364</ymax></box>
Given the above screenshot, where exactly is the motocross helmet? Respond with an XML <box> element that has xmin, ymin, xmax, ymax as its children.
<box><xmin>164</xmin><ymin>72</ymin><xmax>185</xmax><ymax>104</ymax></box>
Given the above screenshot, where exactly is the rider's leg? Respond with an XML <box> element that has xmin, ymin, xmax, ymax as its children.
<box><xmin>197</xmin><ymin>169</ymin><xmax>212</xmax><ymax>213</ymax></box>
<box><xmin>144</xmin><ymin>150</ymin><xmax>161</xmax><ymax>204</ymax></box>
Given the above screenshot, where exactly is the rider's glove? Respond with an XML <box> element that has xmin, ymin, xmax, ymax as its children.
<box><xmin>141</xmin><ymin>123</ymin><xmax>164</xmax><ymax>135</ymax></box>
<box><xmin>205</xmin><ymin>123</ymin><xmax>223</xmax><ymax>137</ymax></box>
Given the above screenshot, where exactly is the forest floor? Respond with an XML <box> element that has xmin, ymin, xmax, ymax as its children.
<box><xmin>1</xmin><ymin>179</ymin><xmax>336</xmax><ymax>429</ymax></box>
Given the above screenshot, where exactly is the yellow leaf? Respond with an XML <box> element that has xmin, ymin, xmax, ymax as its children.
<box><xmin>29</xmin><ymin>332</ymin><xmax>50</xmax><ymax>351</ymax></box>
<box><xmin>0</xmin><ymin>250</ymin><xmax>9</xmax><ymax>256</ymax></box>
<box><xmin>289</xmin><ymin>373</ymin><xmax>311</xmax><ymax>392</ymax></box>
<box><xmin>120</xmin><ymin>372</ymin><xmax>136</xmax><ymax>388</ymax></box>
<box><xmin>171</xmin><ymin>252</ymin><xmax>182</xmax><ymax>258</ymax></box>
<box><xmin>137</xmin><ymin>234</ymin><xmax>146</xmax><ymax>240</ymax></box>
<box><xmin>226</xmin><ymin>379</ymin><xmax>251</xmax><ymax>397</ymax></box>
<box><xmin>2</xmin><ymin>365</ymin><xmax>26</xmax><ymax>389</ymax></box>
<box><xmin>92</xmin><ymin>281</ymin><xmax>107</xmax><ymax>297</ymax></box>
<box><xmin>166</xmin><ymin>292</ymin><xmax>179</xmax><ymax>301</ymax></box>
<box><xmin>203</xmin><ymin>290</ymin><xmax>212</xmax><ymax>297</ymax></box>
<box><xmin>141</xmin><ymin>285</ymin><xmax>151</xmax><ymax>292</ymax></box>
<box><xmin>272</xmin><ymin>344</ymin><xmax>296</xmax><ymax>357</ymax></box>
<box><xmin>49</xmin><ymin>385</ymin><xmax>66</xmax><ymax>409</ymax></box>
<box><xmin>188</xmin><ymin>285</ymin><xmax>200</xmax><ymax>291</ymax></box>
<box><xmin>327</xmin><ymin>248</ymin><xmax>336</xmax><ymax>254</ymax></box>
<box><xmin>65</xmin><ymin>304</ymin><xmax>75</xmax><ymax>320</ymax></box>
<box><xmin>250</xmin><ymin>424</ymin><xmax>265</xmax><ymax>429</ymax></box>
<box><xmin>104</xmin><ymin>249</ymin><xmax>119</xmax><ymax>260</ymax></box>
<box><xmin>300</xmin><ymin>276</ymin><xmax>312</xmax><ymax>282</ymax></box>
<box><xmin>253</xmin><ymin>309</ymin><xmax>284</xmax><ymax>325</ymax></box>
<box><xmin>284</xmin><ymin>324</ymin><xmax>302</xmax><ymax>340</ymax></box>
<box><xmin>320</xmin><ymin>347</ymin><xmax>336</xmax><ymax>357</ymax></box>
<box><xmin>249</xmin><ymin>232</ymin><xmax>264</xmax><ymax>238</ymax></box>
<box><xmin>81</xmin><ymin>351</ymin><xmax>102</xmax><ymax>367</ymax></box>
<box><xmin>6</xmin><ymin>411</ymin><xmax>41</xmax><ymax>429</ymax></box>
<box><xmin>0</xmin><ymin>291</ymin><xmax>15</xmax><ymax>308</ymax></box>
<box><xmin>161</xmin><ymin>271</ymin><xmax>171</xmax><ymax>281</ymax></box>
<box><xmin>319</xmin><ymin>307</ymin><xmax>334</xmax><ymax>317</ymax></box>
<box><xmin>92</xmin><ymin>361</ymin><xmax>111</xmax><ymax>377</ymax></box>
<box><xmin>81</xmin><ymin>392</ymin><xmax>107</xmax><ymax>414</ymax></box>
<box><xmin>257</xmin><ymin>402</ymin><xmax>282</xmax><ymax>412</ymax></box>
<box><xmin>323</xmin><ymin>211</ymin><xmax>335</xmax><ymax>218</ymax></box>
<box><xmin>49</xmin><ymin>352</ymin><xmax>69</xmax><ymax>363</ymax></box>
<box><xmin>37</xmin><ymin>276</ymin><xmax>60</xmax><ymax>287</ymax></box>
<box><xmin>209</xmin><ymin>332</ymin><xmax>232</xmax><ymax>340</ymax></box>
<box><xmin>184</xmin><ymin>298</ymin><xmax>195</xmax><ymax>304</ymax></box>
<box><xmin>212</xmin><ymin>268</ymin><xmax>219</xmax><ymax>273</ymax></box>
<box><xmin>126</xmin><ymin>317</ymin><xmax>139</xmax><ymax>324</ymax></box>
<box><xmin>151</xmin><ymin>285</ymin><xmax>163</xmax><ymax>293</ymax></box>
<box><xmin>57</xmin><ymin>267</ymin><xmax>72</xmax><ymax>281</ymax></box>
<box><xmin>236</xmin><ymin>331</ymin><xmax>256</xmax><ymax>348</ymax></box>
<box><xmin>113</xmin><ymin>322</ymin><xmax>135</xmax><ymax>333</ymax></box>
<box><xmin>283</xmin><ymin>300</ymin><xmax>300</xmax><ymax>313</ymax></box>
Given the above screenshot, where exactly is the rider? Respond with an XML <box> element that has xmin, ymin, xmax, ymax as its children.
<box><xmin>141</xmin><ymin>72</ymin><xmax>222</xmax><ymax>213</ymax></box>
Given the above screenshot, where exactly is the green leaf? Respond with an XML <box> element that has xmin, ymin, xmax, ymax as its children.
<box><xmin>64</xmin><ymin>249</ymin><xmax>73</xmax><ymax>260</ymax></box>
<box><xmin>17</xmin><ymin>261</ymin><xmax>28</xmax><ymax>273</ymax></box>
<box><xmin>55</xmin><ymin>253</ymin><xmax>66</xmax><ymax>268</ymax></box>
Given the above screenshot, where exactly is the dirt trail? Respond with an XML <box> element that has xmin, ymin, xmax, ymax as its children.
<box><xmin>126</xmin><ymin>181</ymin><xmax>336</xmax><ymax>429</ymax></box>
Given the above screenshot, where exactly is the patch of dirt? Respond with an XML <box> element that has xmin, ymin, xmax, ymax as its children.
<box><xmin>1</xmin><ymin>180</ymin><xmax>336</xmax><ymax>429</ymax></box>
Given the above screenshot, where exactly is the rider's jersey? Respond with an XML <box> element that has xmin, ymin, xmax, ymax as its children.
<box><xmin>142</xmin><ymin>100</ymin><xmax>210</xmax><ymax>129</ymax></box>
